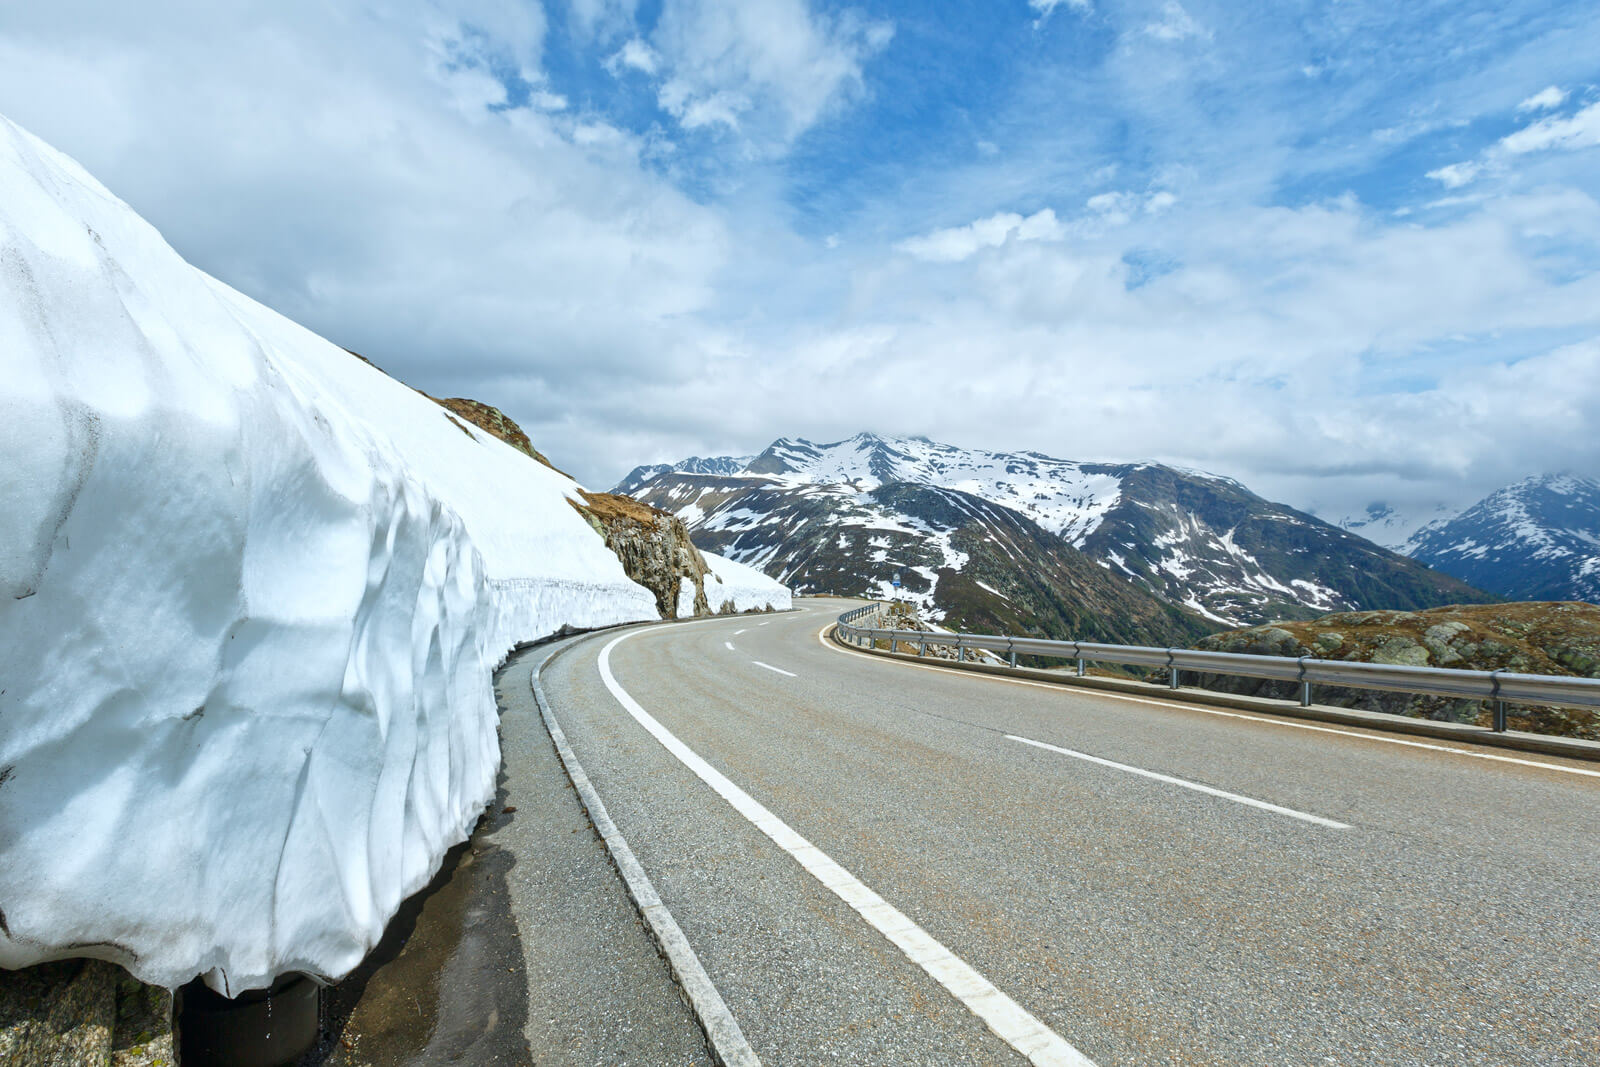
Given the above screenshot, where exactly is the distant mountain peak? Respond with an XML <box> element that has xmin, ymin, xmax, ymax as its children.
<box><xmin>1407</xmin><ymin>474</ymin><xmax>1600</xmax><ymax>603</ymax></box>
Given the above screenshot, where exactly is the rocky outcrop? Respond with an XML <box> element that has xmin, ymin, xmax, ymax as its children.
<box><xmin>571</xmin><ymin>491</ymin><xmax>712</xmax><ymax>619</ymax></box>
<box><xmin>0</xmin><ymin>961</ymin><xmax>172</xmax><ymax>1066</ymax></box>
<box><xmin>1190</xmin><ymin>602</ymin><xmax>1600</xmax><ymax>739</ymax></box>
<box><xmin>431</xmin><ymin>397</ymin><xmax>559</xmax><ymax>471</ymax></box>
<box><xmin>340</xmin><ymin>349</ymin><xmax>559</xmax><ymax>472</ymax></box>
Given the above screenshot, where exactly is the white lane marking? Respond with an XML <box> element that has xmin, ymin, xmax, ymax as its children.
<box><xmin>759</xmin><ymin>620</ymin><xmax>771</xmax><ymax>626</ymax></box>
<box><xmin>818</xmin><ymin>625</ymin><xmax>1600</xmax><ymax>781</ymax></box>
<box><xmin>735</xmin><ymin>629</ymin><xmax>748</xmax><ymax>635</ymax></box>
<box><xmin>531</xmin><ymin>655</ymin><xmax>761</xmax><ymax>1066</ymax></box>
<box><xmin>725</xmin><ymin>641</ymin><xmax>736</xmax><ymax>651</ymax></box>
<box><xmin>599</xmin><ymin>631</ymin><xmax>1095</xmax><ymax>1067</ymax></box>
<box><xmin>1007</xmin><ymin>734</ymin><xmax>1349</xmax><ymax>829</ymax></box>
<box><xmin>751</xmin><ymin>661</ymin><xmax>797</xmax><ymax>678</ymax></box>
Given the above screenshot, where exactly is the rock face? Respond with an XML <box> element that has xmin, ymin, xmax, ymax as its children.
<box><xmin>571</xmin><ymin>491</ymin><xmax>712</xmax><ymax>619</ymax></box>
<box><xmin>432</xmin><ymin>397</ymin><xmax>557</xmax><ymax>470</ymax></box>
<box><xmin>1190</xmin><ymin>602</ymin><xmax>1600</xmax><ymax>739</ymax></box>
<box><xmin>1405</xmin><ymin>474</ymin><xmax>1600</xmax><ymax>604</ymax></box>
<box><xmin>0</xmin><ymin>960</ymin><xmax>172</xmax><ymax>1066</ymax></box>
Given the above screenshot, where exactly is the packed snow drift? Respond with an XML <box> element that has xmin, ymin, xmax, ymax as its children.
<box><xmin>0</xmin><ymin>115</ymin><xmax>786</xmax><ymax>993</ymax></box>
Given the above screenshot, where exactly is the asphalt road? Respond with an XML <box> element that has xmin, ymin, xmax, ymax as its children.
<box><xmin>528</xmin><ymin>598</ymin><xmax>1600</xmax><ymax>1066</ymax></box>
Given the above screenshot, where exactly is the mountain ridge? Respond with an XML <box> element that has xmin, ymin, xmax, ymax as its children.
<box><xmin>620</xmin><ymin>432</ymin><xmax>1493</xmax><ymax>627</ymax></box>
<box><xmin>1405</xmin><ymin>474</ymin><xmax>1600</xmax><ymax>603</ymax></box>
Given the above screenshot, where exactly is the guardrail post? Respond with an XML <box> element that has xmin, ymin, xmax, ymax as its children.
<box><xmin>1169</xmin><ymin>667</ymin><xmax>1179</xmax><ymax>689</ymax></box>
<box><xmin>1008</xmin><ymin>641</ymin><xmax>1017</xmax><ymax>669</ymax></box>
<box><xmin>957</xmin><ymin>639</ymin><xmax>965</xmax><ymax>663</ymax></box>
<box><xmin>919</xmin><ymin>638</ymin><xmax>926</xmax><ymax>657</ymax></box>
<box><xmin>1300</xmin><ymin>681</ymin><xmax>1312</xmax><ymax>707</ymax></box>
<box><xmin>1076</xmin><ymin>658</ymin><xmax>1085</xmax><ymax>677</ymax></box>
<box><xmin>1490</xmin><ymin>669</ymin><xmax>1507</xmax><ymax>732</ymax></box>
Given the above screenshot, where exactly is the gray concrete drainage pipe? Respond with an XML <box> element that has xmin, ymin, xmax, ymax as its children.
<box><xmin>176</xmin><ymin>972</ymin><xmax>321</xmax><ymax>1067</ymax></box>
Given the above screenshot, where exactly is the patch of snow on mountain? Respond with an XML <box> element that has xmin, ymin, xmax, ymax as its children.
<box><xmin>751</xmin><ymin>433</ymin><xmax>1129</xmax><ymax>546</ymax></box>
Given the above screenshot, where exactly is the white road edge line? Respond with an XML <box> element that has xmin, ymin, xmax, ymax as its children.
<box><xmin>599</xmin><ymin>629</ymin><xmax>1096</xmax><ymax>1067</ymax></box>
<box><xmin>818</xmin><ymin>623</ymin><xmax>1600</xmax><ymax>780</ymax></box>
<box><xmin>530</xmin><ymin>652</ymin><xmax>761</xmax><ymax>1067</ymax></box>
<box><xmin>725</xmin><ymin>641</ymin><xmax>737</xmax><ymax>651</ymax></box>
<box><xmin>1006</xmin><ymin>734</ymin><xmax>1350</xmax><ymax>829</ymax></box>
<box><xmin>751</xmin><ymin>661</ymin><xmax>797</xmax><ymax>678</ymax></box>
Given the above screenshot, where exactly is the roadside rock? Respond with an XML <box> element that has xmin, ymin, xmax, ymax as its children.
<box><xmin>573</xmin><ymin>491</ymin><xmax>711</xmax><ymax>619</ymax></box>
<box><xmin>0</xmin><ymin>961</ymin><xmax>172</xmax><ymax>1067</ymax></box>
<box><xmin>1190</xmin><ymin>602</ymin><xmax>1600</xmax><ymax>739</ymax></box>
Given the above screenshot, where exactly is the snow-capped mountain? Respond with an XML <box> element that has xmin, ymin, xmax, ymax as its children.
<box><xmin>615</xmin><ymin>454</ymin><xmax>755</xmax><ymax>496</ymax></box>
<box><xmin>1331</xmin><ymin>500</ymin><xmax>1459</xmax><ymax>552</ymax></box>
<box><xmin>1407</xmin><ymin>475</ymin><xmax>1600</xmax><ymax>603</ymax></box>
<box><xmin>640</xmin><ymin>471</ymin><xmax>1210</xmax><ymax>647</ymax></box>
<box><xmin>623</xmin><ymin>433</ymin><xmax>1492</xmax><ymax>627</ymax></box>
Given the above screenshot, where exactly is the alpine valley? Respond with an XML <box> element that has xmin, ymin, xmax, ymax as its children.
<box><xmin>617</xmin><ymin>433</ymin><xmax>1493</xmax><ymax>639</ymax></box>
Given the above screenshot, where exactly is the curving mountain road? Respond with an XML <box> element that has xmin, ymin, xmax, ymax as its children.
<box><xmin>512</xmin><ymin>597</ymin><xmax>1600</xmax><ymax>1066</ymax></box>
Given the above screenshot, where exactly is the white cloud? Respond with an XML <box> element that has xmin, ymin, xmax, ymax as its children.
<box><xmin>896</xmin><ymin>209</ymin><xmax>1063</xmax><ymax>262</ymax></box>
<box><xmin>1517</xmin><ymin>85</ymin><xmax>1568</xmax><ymax>112</ymax></box>
<box><xmin>1145</xmin><ymin>190</ymin><xmax>1177</xmax><ymax>213</ymax></box>
<box><xmin>0</xmin><ymin>0</ymin><xmax>729</xmax><ymax>437</ymax></box>
<box><xmin>1143</xmin><ymin>2</ymin><xmax>1211</xmax><ymax>43</ymax></box>
<box><xmin>568</xmin><ymin>0</ymin><xmax>640</xmax><ymax>43</ymax></box>
<box><xmin>1499</xmin><ymin>99</ymin><xmax>1600</xmax><ymax>156</ymax></box>
<box><xmin>648</xmin><ymin>0</ymin><xmax>893</xmax><ymax>149</ymax></box>
<box><xmin>1029</xmin><ymin>0</ymin><xmax>1091</xmax><ymax>25</ymax></box>
<box><xmin>608</xmin><ymin>37</ymin><xmax>658</xmax><ymax>76</ymax></box>
<box><xmin>1086</xmin><ymin>189</ymin><xmax>1177</xmax><ymax>225</ymax></box>
<box><xmin>1</xmin><ymin>0</ymin><xmax>1595</xmax><ymax>514</ymax></box>
<box><xmin>1427</xmin><ymin>161</ymin><xmax>1481</xmax><ymax>188</ymax></box>
<box><xmin>530</xmin><ymin>89</ymin><xmax>568</xmax><ymax>111</ymax></box>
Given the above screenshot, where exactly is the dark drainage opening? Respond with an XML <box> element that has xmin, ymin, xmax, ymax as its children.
<box><xmin>176</xmin><ymin>971</ymin><xmax>321</xmax><ymax>1067</ymax></box>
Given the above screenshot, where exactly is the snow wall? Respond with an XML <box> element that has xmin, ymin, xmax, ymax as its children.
<box><xmin>0</xmin><ymin>115</ymin><xmax>788</xmax><ymax>993</ymax></box>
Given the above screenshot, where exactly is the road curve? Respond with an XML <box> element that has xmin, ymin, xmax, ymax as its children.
<box><xmin>531</xmin><ymin>597</ymin><xmax>1600</xmax><ymax>1066</ymax></box>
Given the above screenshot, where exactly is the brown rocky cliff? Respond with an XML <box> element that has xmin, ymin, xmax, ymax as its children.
<box><xmin>571</xmin><ymin>491</ymin><xmax>712</xmax><ymax>620</ymax></box>
<box><xmin>1191</xmin><ymin>602</ymin><xmax>1600</xmax><ymax>739</ymax></box>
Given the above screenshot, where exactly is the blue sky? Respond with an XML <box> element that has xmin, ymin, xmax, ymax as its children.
<box><xmin>2</xmin><ymin>0</ymin><xmax>1598</xmax><ymax>522</ymax></box>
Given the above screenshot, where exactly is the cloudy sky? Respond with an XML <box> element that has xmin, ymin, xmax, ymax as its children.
<box><xmin>3</xmin><ymin>0</ymin><xmax>1598</xmax><ymax>522</ymax></box>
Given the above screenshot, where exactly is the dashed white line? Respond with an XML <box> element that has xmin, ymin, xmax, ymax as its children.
<box><xmin>735</xmin><ymin>629</ymin><xmax>748</xmax><ymax>635</ymax></box>
<box><xmin>599</xmin><ymin>629</ymin><xmax>1096</xmax><ymax>1067</ymax></box>
<box><xmin>1007</xmin><ymin>734</ymin><xmax>1350</xmax><ymax>829</ymax></box>
<box><xmin>751</xmin><ymin>661</ymin><xmax>796</xmax><ymax>678</ymax></box>
<box><xmin>819</xmin><ymin>624</ymin><xmax>1600</xmax><ymax>780</ymax></box>
<box><xmin>725</xmin><ymin>641</ymin><xmax>736</xmax><ymax>651</ymax></box>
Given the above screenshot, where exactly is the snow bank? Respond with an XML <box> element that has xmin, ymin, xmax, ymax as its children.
<box><xmin>703</xmin><ymin>552</ymin><xmax>790</xmax><ymax>613</ymax></box>
<box><xmin>0</xmin><ymin>115</ymin><xmax>659</xmax><ymax>993</ymax></box>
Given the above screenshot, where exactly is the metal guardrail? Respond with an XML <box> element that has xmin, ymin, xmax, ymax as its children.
<box><xmin>834</xmin><ymin>603</ymin><xmax>1600</xmax><ymax>731</ymax></box>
